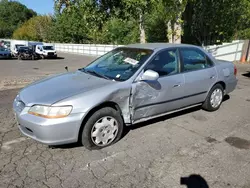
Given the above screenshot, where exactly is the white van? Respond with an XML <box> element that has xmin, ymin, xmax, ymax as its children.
<box><xmin>10</xmin><ymin>40</ymin><xmax>27</xmax><ymax>57</ymax></box>
<box><xmin>35</xmin><ymin>45</ymin><xmax>57</xmax><ymax>59</ymax></box>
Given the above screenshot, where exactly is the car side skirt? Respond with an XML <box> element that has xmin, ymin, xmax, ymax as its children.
<box><xmin>130</xmin><ymin>103</ymin><xmax>203</xmax><ymax>125</ymax></box>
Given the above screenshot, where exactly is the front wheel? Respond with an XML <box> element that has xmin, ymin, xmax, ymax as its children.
<box><xmin>81</xmin><ymin>107</ymin><xmax>124</xmax><ymax>150</ymax></box>
<box><xmin>202</xmin><ymin>84</ymin><xmax>224</xmax><ymax>111</ymax></box>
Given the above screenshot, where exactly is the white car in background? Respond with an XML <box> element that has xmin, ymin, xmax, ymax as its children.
<box><xmin>0</xmin><ymin>47</ymin><xmax>12</xmax><ymax>59</ymax></box>
<box><xmin>35</xmin><ymin>45</ymin><xmax>57</xmax><ymax>59</ymax></box>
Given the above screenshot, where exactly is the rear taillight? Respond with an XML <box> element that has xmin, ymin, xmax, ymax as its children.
<box><xmin>234</xmin><ymin>65</ymin><xmax>237</xmax><ymax>76</ymax></box>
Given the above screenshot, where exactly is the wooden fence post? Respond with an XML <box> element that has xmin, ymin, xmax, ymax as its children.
<box><xmin>240</xmin><ymin>40</ymin><xmax>250</xmax><ymax>63</ymax></box>
<box><xmin>247</xmin><ymin>40</ymin><xmax>250</xmax><ymax>62</ymax></box>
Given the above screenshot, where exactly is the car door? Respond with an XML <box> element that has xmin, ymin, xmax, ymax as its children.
<box><xmin>131</xmin><ymin>48</ymin><xmax>186</xmax><ymax>122</ymax></box>
<box><xmin>179</xmin><ymin>47</ymin><xmax>217</xmax><ymax>106</ymax></box>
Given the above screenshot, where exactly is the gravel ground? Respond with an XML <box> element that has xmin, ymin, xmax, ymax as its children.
<box><xmin>1</xmin><ymin>54</ymin><xmax>250</xmax><ymax>188</ymax></box>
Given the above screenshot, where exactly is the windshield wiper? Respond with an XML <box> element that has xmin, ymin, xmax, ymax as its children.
<box><xmin>80</xmin><ymin>68</ymin><xmax>111</xmax><ymax>80</ymax></box>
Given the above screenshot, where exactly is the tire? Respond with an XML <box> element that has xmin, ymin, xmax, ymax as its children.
<box><xmin>18</xmin><ymin>55</ymin><xmax>21</xmax><ymax>60</ymax></box>
<box><xmin>202</xmin><ymin>84</ymin><xmax>224</xmax><ymax>112</ymax></box>
<box><xmin>81</xmin><ymin>107</ymin><xmax>124</xmax><ymax>150</ymax></box>
<box><xmin>31</xmin><ymin>55</ymin><xmax>35</xmax><ymax>60</ymax></box>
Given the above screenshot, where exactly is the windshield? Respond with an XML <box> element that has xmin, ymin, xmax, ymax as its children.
<box><xmin>81</xmin><ymin>48</ymin><xmax>153</xmax><ymax>81</ymax></box>
<box><xmin>0</xmin><ymin>47</ymin><xmax>8</xmax><ymax>51</ymax></box>
<box><xmin>43</xmin><ymin>46</ymin><xmax>54</xmax><ymax>50</ymax></box>
<box><xmin>16</xmin><ymin>45</ymin><xmax>25</xmax><ymax>49</ymax></box>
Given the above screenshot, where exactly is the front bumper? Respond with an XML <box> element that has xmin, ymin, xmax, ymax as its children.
<box><xmin>14</xmin><ymin>105</ymin><xmax>85</xmax><ymax>145</ymax></box>
<box><xmin>44</xmin><ymin>53</ymin><xmax>57</xmax><ymax>58</ymax></box>
<box><xmin>0</xmin><ymin>54</ymin><xmax>11</xmax><ymax>58</ymax></box>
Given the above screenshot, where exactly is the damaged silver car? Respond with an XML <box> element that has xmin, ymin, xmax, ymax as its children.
<box><xmin>13</xmin><ymin>43</ymin><xmax>237</xmax><ymax>149</ymax></box>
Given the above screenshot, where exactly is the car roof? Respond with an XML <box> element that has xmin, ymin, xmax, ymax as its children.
<box><xmin>124</xmin><ymin>43</ymin><xmax>200</xmax><ymax>50</ymax></box>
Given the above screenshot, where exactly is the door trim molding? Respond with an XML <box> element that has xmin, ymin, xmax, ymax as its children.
<box><xmin>132</xmin><ymin>103</ymin><xmax>202</xmax><ymax>124</ymax></box>
<box><xmin>134</xmin><ymin>91</ymin><xmax>207</xmax><ymax>110</ymax></box>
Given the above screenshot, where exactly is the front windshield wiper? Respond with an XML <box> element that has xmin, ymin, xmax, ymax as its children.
<box><xmin>80</xmin><ymin>68</ymin><xmax>111</xmax><ymax>80</ymax></box>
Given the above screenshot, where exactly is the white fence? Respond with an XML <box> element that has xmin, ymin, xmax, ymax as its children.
<box><xmin>1</xmin><ymin>38</ymin><xmax>246</xmax><ymax>61</ymax></box>
<box><xmin>53</xmin><ymin>43</ymin><xmax>121</xmax><ymax>56</ymax></box>
<box><xmin>51</xmin><ymin>40</ymin><xmax>246</xmax><ymax>61</ymax></box>
<box><xmin>204</xmin><ymin>40</ymin><xmax>244</xmax><ymax>61</ymax></box>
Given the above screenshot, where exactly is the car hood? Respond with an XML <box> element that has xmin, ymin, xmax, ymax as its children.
<box><xmin>19</xmin><ymin>71</ymin><xmax>114</xmax><ymax>106</ymax></box>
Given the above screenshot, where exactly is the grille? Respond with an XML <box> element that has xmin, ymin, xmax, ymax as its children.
<box><xmin>48</xmin><ymin>52</ymin><xmax>54</xmax><ymax>56</ymax></box>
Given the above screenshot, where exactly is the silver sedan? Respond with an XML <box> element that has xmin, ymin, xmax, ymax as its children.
<box><xmin>13</xmin><ymin>43</ymin><xmax>237</xmax><ymax>149</ymax></box>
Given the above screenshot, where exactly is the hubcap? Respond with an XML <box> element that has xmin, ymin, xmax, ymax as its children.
<box><xmin>210</xmin><ymin>88</ymin><xmax>223</xmax><ymax>108</ymax></box>
<box><xmin>91</xmin><ymin>116</ymin><xmax>118</xmax><ymax>146</ymax></box>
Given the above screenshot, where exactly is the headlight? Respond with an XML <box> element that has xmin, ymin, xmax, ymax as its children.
<box><xmin>28</xmin><ymin>105</ymin><xmax>72</xmax><ymax>118</ymax></box>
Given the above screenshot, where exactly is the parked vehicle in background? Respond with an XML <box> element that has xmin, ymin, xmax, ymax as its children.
<box><xmin>10</xmin><ymin>41</ymin><xmax>43</xmax><ymax>57</ymax></box>
<box><xmin>10</xmin><ymin>40</ymin><xmax>27</xmax><ymax>57</ymax></box>
<box><xmin>0</xmin><ymin>47</ymin><xmax>12</xmax><ymax>59</ymax></box>
<box><xmin>17</xmin><ymin>46</ymin><xmax>38</xmax><ymax>60</ymax></box>
<box><xmin>12</xmin><ymin>44</ymin><xmax>26</xmax><ymax>57</ymax></box>
<box><xmin>0</xmin><ymin>40</ymin><xmax>9</xmax><ymax>49</ymax></box>
<box><xmin>35</xmin><ymin>45</ymin><xmax>57</xmax><ymax>59</ymax></box>
<box><xmin>13</xmin><ymin>43</ymin><xmax>238</xmax><ymax>150</ymax></box>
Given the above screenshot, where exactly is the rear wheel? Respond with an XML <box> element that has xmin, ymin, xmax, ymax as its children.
<box><xmin>81</xmin><ymin>107</ymin><xmax>124</xmax><ymax>150</ymax></box>
<box><xmin>202</xmin><ymin>84</ymin><xmax>224</xmax><ymax>111</ymax></box>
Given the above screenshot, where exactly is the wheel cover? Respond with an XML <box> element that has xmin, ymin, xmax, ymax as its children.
<box><xmin>91</xmin><ymin>116</ymin><xmax>119</xmax><ymax>146</ymax></box>
<box><xmin>210</xmin><ymin>88</ymin><xmax>223</xmax><ymax>108</ymax></box>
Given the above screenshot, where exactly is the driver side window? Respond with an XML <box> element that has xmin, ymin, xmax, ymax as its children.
<box><xmin>145</xmin><ymin>49</ymin><xmax>179</xmax><ymax>77</ymax></box>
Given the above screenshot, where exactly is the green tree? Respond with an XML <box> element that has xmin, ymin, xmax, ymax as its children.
<box><xmin>51</xmin><ymin>0</ymin><xmax>119</xmax><ymax>43</ymax></box>
<box><xmin>0</xmin><ymin>0</ymin><xmax>36</xmax><ymax>38</ymax></box>
<box><xmin>50</xmin><ymin>0</ymin><xmax>250</xmax><ymax>45</ymax></box>
<box><xmin>235</xmin><ymin>0</ymin><xmax>250</xmax><ymax>39</ymax></box>
<box><xmin>145</xmin><ymin>1</ymin><xmax>168</xmax><ymax>42</ymax></box>
<box><xmin>122</xmin><ymin>0</ymin><xmax>155</xmax><ymax>43</ymax></box>
<box><xmin>182</xmin><ymin>0</ymin><xmax>246</xmax><ymax>45</ymax></box>
<box><xmin>54</xmin><ymin>0</ymin><xmax>76</xmax><ymax>13</ymax></box>
<box><xmin>51</xmin><ymin>1</ymin><xmax>98</xmax><ymax>43</ymax></box>
<box><xmin>13</xmin><ymin>16</ymin><xmax>53</xmax><ymax>42</ymax></box>
<box><xmin>100</xmin><ymin>18</ymin><xmax>139</xmax><ymax>44</ymax></box>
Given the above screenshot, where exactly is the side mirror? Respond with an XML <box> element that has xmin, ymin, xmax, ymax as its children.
<box><xmin>140</xmin><ymin>69</ymin><xmax>159</xmax><ymax>81</ymax></box>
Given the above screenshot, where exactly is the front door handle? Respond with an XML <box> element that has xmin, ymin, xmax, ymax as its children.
<box><xmin>210</xmin><ymin>75</ymin><xmax>215</xmax><ymax>79</ymax></box>
<box><xmin>173</xmin><ymin>84</ymin><xmax>181</xmax><ymax>88</ymax></box>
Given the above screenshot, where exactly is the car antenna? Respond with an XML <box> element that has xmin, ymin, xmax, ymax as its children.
<box><xmin>65</xmin><ymin>66</ymin><xmax>68</xmax><ymax>72</ymax></box>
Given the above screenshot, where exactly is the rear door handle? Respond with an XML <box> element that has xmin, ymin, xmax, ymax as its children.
<box><xmin>210</xmin><ymin>75</ymin><xmax>215</xmax><ymax>79</ymax></box>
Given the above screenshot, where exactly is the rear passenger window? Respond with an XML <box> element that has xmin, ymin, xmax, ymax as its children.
<box><xmin>180</xmin><ymin>48</ymin><xmax>213</xmax><ymax>72</ymax></box>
